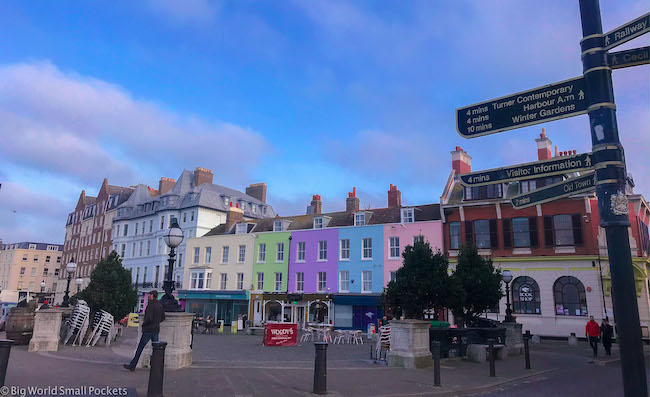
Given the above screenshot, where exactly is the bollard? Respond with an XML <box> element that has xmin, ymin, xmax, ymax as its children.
<box><xmin>147</xmin><ymin>341</ymin><xmax>167</xmax><ymax>397</ymax></box>
<box><xmin>0</xmin><ymin>340</ymin><xmax>14</xmax><ymax>387</ymax></box>
<box><xmin>524</xmin><ymin>331</ymin><xmax>531</xmax><ymax>370</ymax></box>
<box><xmin>313</xmin><ymin>342</ymin><xmax>328</xmax><ymax>395</ymax></box>
<box><xmin>432</xmin><ymin>341</ymin><xmax>441</xmax><ymax>387</ymax></box>
<box><xmin>487</xmin><ymin>339</ymin><xmax>495</xmax><ymax>377</ymax></box>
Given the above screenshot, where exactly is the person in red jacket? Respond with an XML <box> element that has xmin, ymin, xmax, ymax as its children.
<box><xmin>585</xmin><ymin>316</ymin><xmax>601</xmax><ymax>357</ymax></box>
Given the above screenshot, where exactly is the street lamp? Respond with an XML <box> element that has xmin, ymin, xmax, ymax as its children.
<box><xmin>62</xmin><ymin>258</ymin><xmax>77</xmax><ymax>307</ymax></box>
<box><xmin>161</xmin><ymin>219</ymin><xmax>184</xmax><ymax>312</ymax></box>
<box><xmin>502</xmin><ymin>270</ymin><xmax>515</xmax><ymax>323</ymax></box>
<box><xmin>75</xmin><ymin>277</ymin><xmax>83</xmax><ymax>293</ymax></box>
<box><xmin>40</xmin><ymin>280</ymin><xmax>46</xmax><ymax>293</ymax></box>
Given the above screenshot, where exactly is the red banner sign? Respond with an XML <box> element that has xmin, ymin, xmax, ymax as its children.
<box><xmin>265</xmin><ymin>323</ymin><xmax>297</xmax><ymax>346</ymax></box>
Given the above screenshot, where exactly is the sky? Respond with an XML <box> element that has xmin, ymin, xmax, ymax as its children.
<box><xmin>0</xmin><ymin>0</ymin><xmax>648</xmax><ymax>244</ymax></box>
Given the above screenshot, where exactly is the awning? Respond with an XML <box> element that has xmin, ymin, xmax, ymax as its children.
<box><xmin>332</xmin><ymin>294</ymin><xmax>381</xmax><ymax>306</ymax></box>
<box><xmin>177</xmin><ymin>290</ymin><xmax>249</xmax><ymax>301</ymax></box>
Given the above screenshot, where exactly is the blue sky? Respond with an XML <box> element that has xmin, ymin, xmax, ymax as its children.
<box><xmin>0</xmin><ymin>0</ymin><xmax>648</xmax><ymax>244</ymax></box>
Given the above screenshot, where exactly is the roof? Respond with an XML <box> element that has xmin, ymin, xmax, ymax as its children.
<box><xmin>204</xmin><ymin>203</ymin><xmax>441</xmax><ymax>236</ymax></box>
<box><xmin>0</xmin><ymin>242</ymin><xmax>63</xmax><ymax>251</ymax></box>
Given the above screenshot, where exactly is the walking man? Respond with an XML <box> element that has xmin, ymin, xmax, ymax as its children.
<box><xmin>123</xmin><ymin>290</ymin><xmax>166</xmax><ymax>371</ymax></box>
<box><xmin>600</xmin><ymin>318</ymin><xmax>614</xmax><ymax>356</ymax></box>
<box><xmin>585</xmin><ymin>315</ymin><xmax>600</xmax><ymax>357</ymax></box>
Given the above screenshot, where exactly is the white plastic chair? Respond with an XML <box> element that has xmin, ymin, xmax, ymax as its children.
<box><xmin>352</xmin><ymin>330</ymin><xmax>364</xmax><ymax>345</ymax></box>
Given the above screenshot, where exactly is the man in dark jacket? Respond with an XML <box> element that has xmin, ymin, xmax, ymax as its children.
<box><xmin>123</xmin><ymin>290</ymin><xmax>166</xmax><ymax>371</ymax></box>
<box><xmin>600</xmin><ymin>318</ymin><xmax>614</xmax><ymax>356</ymax></box>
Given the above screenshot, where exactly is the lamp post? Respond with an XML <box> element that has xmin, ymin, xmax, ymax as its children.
<box><xmin>75</xmin><ymin>278</ymin><xmax>83</xmax><ymax>293</ymax></box>
<box><xmin>502</xmin><ymin>270</ymin><xmax>515</xmax><ymax>323</ymax></box>
<box><xmin>161</xmin><ymin>219</ymin><xmax>184</xmax><ymax>312</ymax></box>
<box><xmin>62</xmin><ymin>258</ymin><xmax>77</xmax><ymax>307</ymax></box>
<box><xmin>40</xmin><ymin>281</ymin><xmax>46</xmax><ymax>293</ymax></box>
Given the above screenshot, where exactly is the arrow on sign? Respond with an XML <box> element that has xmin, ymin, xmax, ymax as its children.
<box><xmin>604</xmin><ymin>12</ymin><xmax>650</xmax><ymax>51</ymax></box>
<box><xmin>459</xmin><ymin>152</ymin><xmax>595</xmax><ymax>187</ymax></box>
<box><xmin>511</xmin><ymin>172</ymin><xmax>596</xmax><ymax>209</ymax></box>
<box><xmin>608</xmin><ymin>46</ymin><xmax>650</xmax><ymax>70</ymax></box>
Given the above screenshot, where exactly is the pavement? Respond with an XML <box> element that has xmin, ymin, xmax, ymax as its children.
<box><xmin>2</xmin><ymin>328</ymin><xmax>649</xmax><ymax>396</ymax></box>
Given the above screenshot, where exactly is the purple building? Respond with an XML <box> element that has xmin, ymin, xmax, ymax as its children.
<box><xmin>288</xmin><ymin>227</ymin><xmax>339</xmax><ymax>294</ymax></box>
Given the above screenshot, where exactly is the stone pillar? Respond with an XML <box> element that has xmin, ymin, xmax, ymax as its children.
<box><xmin>137</xmin><ymin>312</ymin><xmax>193</xmax><ymax>369</ymax></box>
<box><xmin>29</xmin><ymin>309</ymin><xmax>64</xmax><ymax>352</ymax></box>
<box><xmin>387</xmin><ymin>320</ymin><xmax>433</xmax><ymax>368</ymax></box>
<box><xmin>499</xmin><ymin>322</ymin><xmax>524</xmax><ymax>355</ymax></box>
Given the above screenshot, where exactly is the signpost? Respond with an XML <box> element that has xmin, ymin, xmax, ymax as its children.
<box><xmin>456</xmin><ymin>77</ymin><xmax>587</xmax><ymax>138</ymax></box>
<box><xmin>510</xmin><ymin>172</ymin><xmax>596</xmax><ymax>209</ymax></box>
<box><xmin>603</xmin><ymin>12</ymin><xmax>650</xmax><ymax>50</ymax></box>
<box><xmin>459</xmin><ymin>152</ymin><xmax>594</xmax><ymax>187</ymax></box>
<box><xmin>608</xmin><ymin>46</ymin><xmax>650</xmax><ymax>70</ymax></box>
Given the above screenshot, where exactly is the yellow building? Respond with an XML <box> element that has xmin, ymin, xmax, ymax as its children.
<box><xmin>0</xmin><ymin>242</ymin><xmax>63</xmax><ymax>302</ymax></box>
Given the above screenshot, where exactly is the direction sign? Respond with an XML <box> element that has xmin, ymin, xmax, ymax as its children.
<box><xmin>459</xmin><ymin>152</ymin><xmax>593</xmax><ymax>187</ymax></box>
<box><xmin>510</xmin><ymin>172</ymin><xmax>596</xmax><ymax>209</ymax></box>
<box><xmin>608</xmin><ymin>46</ymin><xmax>650</xmax><ymax>70</ymax></box>
<box><xmin>456</xmin><ymin>76</ymin><xmax>588</xmax><ymax>138</ymax></box>
<box><xmin>604</xmin><ymin>12</ymin><xmax>650</xmax><ymax>51</ymax></box>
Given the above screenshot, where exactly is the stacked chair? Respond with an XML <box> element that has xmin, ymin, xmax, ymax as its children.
<box><xmin>63</xmin><ymin>301</ymin><xmax>90</xmax><ymax>346</ymax></box>
<box><xmin>85</xmin><ymin>310</ymin><xmax>114</xmax><ymax>347</ymax></box>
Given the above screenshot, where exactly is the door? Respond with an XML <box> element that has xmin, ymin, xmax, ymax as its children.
<box><xmin>254</xmin><ymin>300</ymin><xmax>262</xmax><ymax>326</ymax></box>
<box><xmin>296</xmin><ymin>306</ymin><xmax>305</xmax><ymax>326</ymax></box>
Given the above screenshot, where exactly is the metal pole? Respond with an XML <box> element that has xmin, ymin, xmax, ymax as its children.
<box><xmin>432</xmin><ymin>341</ymin><xmax>441</xmax><ymax>387</ymax></box>
<box><xmin>62</xmin><ymin>273</ymin><xmax>72</xmax><ymax>307</ymax></box>
<box><xmin>487</xmin><ymin>339</ymin><xmax>495</xmax><ymax>377</ymax></box>
<box><xmin>524</xmin><ymin>331</ymin><xmax>531</xmax><ymax>370</ymax></box>
<box><xmin>0</xmin><ymin>340</ymin><xmax>13</xmax><ymax>387</ymax></box>
<box><xmin>147</xmin><ymin>341</ymin><xmax>167</xmax><ymax>397</ymax></box>
<box><xmin>578</xmin><ymin>1</ymin><xmax>647</xmax><ymax>395</ymax></box>
<box><xmin>504</xmin><ymin>282</ymin><xmax>514</xmax><ymax>322</ymax></box>
<box><xmin>313</xmin><ymin>342</ymin><xmax>327</xmax><ymax>394</ymax></box>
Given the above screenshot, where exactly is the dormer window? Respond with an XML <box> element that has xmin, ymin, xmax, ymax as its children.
<box><xmin>223</xmin><ymin>196</ymin><xmax>230</xmax><ymax>206</ymax></box>
<box><xmin>401</xmin><ymin>208</ymin><xmax>414</xmax><ymax>223</ymax></box>
<box><xmin>354</xmin><ymin>213</ymin><xmax>366</xmax><ymax>226</ymax></box>
<box><xmin>274</xmin><ymin>220</ymin><xmax>283</xmax><ymax>232</ymax></box>
<box><xmin>464</xmin><ymin>184</ymin><xmax>503</xmax><ymax>201</ymax></box>
<box><xmin>235</xmin><ymin>223</ymin><xmax>248</xmax><ymax>235</ymax></box>
<box><xmin>29</xmin><ymin>244</ymin><xmax>36</xmax><ymax>250</ymax></box>
<box><xmin>252</xmin><ymin>204</ymin><xmax>257</xmax><ymax>213</ymax></box>
<box><xmin>314</xmin><ymin>217</ymin><xmax>324</xmax><ymax>229</ymax></box>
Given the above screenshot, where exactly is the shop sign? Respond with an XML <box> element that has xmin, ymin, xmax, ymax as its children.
<box><xmin>519</xmin><ymin>285</ymin><xmax>534</xmax><ymax>302</ymax></box>
<box><xmin>265</xmin><ymin>323</ymin><xmax>298</xmax><ymax>346</ymax></box>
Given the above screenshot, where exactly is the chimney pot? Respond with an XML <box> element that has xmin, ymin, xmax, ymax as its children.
<box><xmin>193</xmin><ymin>167</ymin><xmax>214</xmax><ymax>186</ymax></box>
<box><xmin>346</xmin><ymin>188</ymin><xmax>360</xmax><ymax>212</ymax></box>
<box><xmin>309</xmin><ymin>194</ymin><xmax>323</xmax><ymax>215</ymax></box>
<box><xmin>388</xmin><ymin>184</ymin><xmax>402</xmax><ymax>207</ymax></box>
<box><xmin>451</xmin><ymin>147</ymin><xmax>472</xmax><ymax>175</ymax></box>
<box><xmin>535</xmin><ymin>128</ymin><xmax>552</xmax><ymax>160</ymax></box>
<box><xmin>246</xmin><ymin>183</ymin><xmax>267</xmax><ymax>203</ymax></box>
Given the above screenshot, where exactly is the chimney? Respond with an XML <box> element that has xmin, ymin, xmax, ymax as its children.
<box><xmin>246</xmin><ymin>183</ymin><xmax>267</xmax><ymax>203</ymax></box>
<box><xmin>346</xmin><ymin>187</ymin><xmax>360</xmax><ymax>212</ymax></box>
<box><xmin>387</xmin><ymin>184</ymin><xmax>402</xmax><ymax>207</ymax></box>
<box><xmin>158</xmin><ymin>177</ymin><xmax>176</xmax><ymax>195</ymax></box>
<box><xmin>193</xmin><ymin>167</ymin><xmax>213</xmax><ymax>186</ymax></box>
<box><xmin>451</xmin><ymin>146</ymin><xmax>472</xmax><ymax>175</ymax></box>
<box><xmin>535</xmin><ymin>128</ymin><xmax>552</xmax><ymax>160</ymax></box>
<box><xmin>308</xmin><ymin>195</ymin><xmax>322</xmax><ymax>215</ymax></box>
<box><xmin>225</xmin><ymin>202</ymin><xmax>244</xmax><ymax>232</ymax></box>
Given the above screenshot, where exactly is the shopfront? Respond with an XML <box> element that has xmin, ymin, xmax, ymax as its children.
<box><xmin>249</xmin><ymin>292</ymin><xmax>332</xmax><ymax>327</ymax></box>
<box><xmin>332</xmin><ymin>294</ymin><xmax>382</xmax><ymax>330</ymax></box>
<box><xmin>178</xmin><ymin>290</ymin><xmax>249</xmax><ymax>324</ymax></box>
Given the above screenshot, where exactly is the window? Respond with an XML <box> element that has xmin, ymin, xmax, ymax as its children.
<box><xmin>220</xmin><ymin>273</ymin><xmax>227</xmax><ymax>290</ymax></box>
<box><xmin>160</xmin><ymin>216</ymin><xmax>164</xmax><ymax>229</ymax></box>
<box><xmin>545</xmin><ymin>214</ymin><xmax>583</xmax><ymax>246</ymax></box>
<box><xmin>135</xmin><ymin>267</ymin><xmax>140</xmax><ymax>284</ymax></box>
<box><xmin>29</xmin><ymin>244</ymin><xmax>36</xmax><ymax>250</ymax></box>
<box><xmin>401</xmin><ymin>208</ymin><xmax>414</xmax><ymax>223</ymax></box>
<box><xmin>413</xmin><ymin>235</ymin><xmax>424</xmax><ymax>244</ymax></box>
<box><xmin>512</xmin><ymin>276</ymin><xmax>541</xmax><ymax>314</ymax></box>
<box><xmin>193</xmin><ymin>247</ymin><xmax>200</xmax><ymax>264</ymax></box>
<box><xmin>362</xmin><ymin>271</ymin><xmax>372</xmax><ymax>292</ymax></box>
<box><xmin>223</xmin><ymin>196</ymin><xmax>230</xmax><ymax>206</ymax></box>
<box><xmin>466</xmin><ymin>220</ymin><xmax>497</xmax><ymax>249</ymax></box>
<box><xmin>390</xmin><ymin>271</ymin><xmax>397</xmax><ymax>282</ymax></box>
<box><xmin>236</xmin><ymin>273</ymin><xmax>244</xmax><ymax>290</ymax></box>
<box><xmin>45</xmin><ymin>256</ymin><xmax>51</xmax><ymax>263</ymax></box>
<box><xmin>274</xmin><ymin>272</ymin><xmax>282</xmax><ymax>291</ymax></box>
<box><xmin>521</xmin><ymin>180</ymin><xmax>537</xmax><ymax>193</ymax></box>
<box><xmin>505</xmin><ymin>217</ymin><xmax>538</xmax><ymax>248</ymax></box>
<box><xmin>340</xmin><ymin>239</ymin><xmax>350</xmax><ymax>260</ymax></box>
<box><xmin>314</xmin><ymin>217</ymin><xmax>324</xmax><ymax>229</ymax></box>
<box><xmin>296</xmin><ymin>272</ymin><xmax>304</xmax><ymax>292</ymax></box>
<box><xmin>139</xmin><ymin>242</ymin><xmax>143</xmax><ymax>256</ymax></box>
<box><xmin>120</xmin><ymin>244</ymin><xmax>126</xmax><ymax>258</ymax></box>
<box><xmin>22</xmin><ymin>255</ymin><xmax>27</xmax><ymax>262</ymax></box>
<box><xmin>464</xmin><ymin>184</ymin><xmax>503</xmax><ymax>201</ymax></box>
<box><xmin>123</xmin><ymin>224</ymin><xmax>128</xmax><ymax>236</ymax></box>
<box><xmin>257</xmin><ymin>272</ymin><xmax>264</xmax><ymax>290</ymax></box>
<box><xmin>54</xmin><ymin>269</ymin><xmax>60</xmax><ymax>277</ymax></box>
<box><xmin>273</xmin><ymin>221</ymin><xmax>283</xmax><ymax>231</ymax></box>
<box><xmin>149</xmin><ymin>220</ymin><xmax>153</xmax><ymax>233</ymax></box>
<box><xmin>296</xmin><ymin>242</ymin><xmax>306</xmax><ymax>261</ymax></box>
<box><xmin>33</xmin><ymin>255</ymin><xmax>39</xmax><ymax>262</ymax></box>
<box><xmin>258</xmin><ymin>244</ymin><xmax>266</xmax><ymax>262</ymax></box>
<box><xmin>317</xmin><ymin>272</ymin><xmax>326</xmax><ymax>292</ymax></box>
<box><xmin>238</xmin><ymin>245</ymin><xmax>246</xmax><ymax>262</ymax></box>
<box><xmin>362</xmin><ymin>238</ymin><xmax>372</xmax><ymax>259</ymax></box>
<box><xmin>190</xmin><ymin>272</ymin><xmax>205</xmax><ymax>289</ymax></box>
<box><xmin>389</xmin><ymin>237</ymin><xmax>400</xmax><ymax>259</ymax></box>
<box><xmin>450</xmin><ymin>222</ymin><xmax>461</xmax><ymax>249</ymax></box>
<box><xmin>339</xmin><ymin>271</ymin><xmax>349</xmax><ymax>292</ymax></box>
<box><xmin>19</xmin><ymin>267</ymin><xmax>26</xmax><ymax>275</ymax></box>
<box><xmin>178</xmin><ymin>253</ymin><xmax>183</xmax><ymax>267</ymax></box>
<box><xmin>157</xmin><ymin>238</ymin><xmax>163</xmax><ymax>254</ymax></box>
<box><xmin>553</xmin><ymin>276</ymin><xmax>587</xmax><ymax>316</ymax></box>
<box><xmin>276</xmin><ymin>243</ymin><xmax>284</xmax><ymax>262</ymax></box>
<box><xmin>222</xmin><ymin>246</ymin><xmax>229</xmax><ymax>263</ymax></box>
<box><xmin>318</xmin><ymin>241</ymin><xmax>327</xmax><ymax>260</ymax></box>
<box><xmin>183</xmin><ymin>212</ymin><xmax>187</xmax><ymax>223</ymax></box>
<box><xmin>52</xmin><ymin>282</ymin><xmax>57</xmax><ymax>292</ymax></box>
<box><xmin>354</xmin><ymin>213</ymin><xmax>366</xmax><ymax>226</ymax></box>
<box><xmin>203</xmin><ymin>247</ymin><xmax>211</xmax><ymax>263</ymax></box>
<box><xmin>235</xmin><ymin>223</ymin><xmax>248</xmax><ymax>234</ymax></box>
<box><xmin>206</xmin><ymin>272</ymin><xmax>212</xmax><ymax>289</ymax></box>
<box><xmin>146</xmin><ymin>240</ymin><xmax>151</xmax><ymax>256</ymax></box>
<box><xmin>30</xmin><ymin>267</ymin><xmax>36</xmax><ymax>276</ymax></box>
<box><xmin>191</xmin><ymin>211</ymin><xmax>195</xmax><ymax>222</ymax></box>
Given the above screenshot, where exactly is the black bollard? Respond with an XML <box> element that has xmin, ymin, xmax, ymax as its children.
<box><xmin>487</xmin><ymin>339</ymin><xmax>495</xmax><ymax>377</ymax></box>
<box><xmin>0</xmin><ymin>339</ymin><xmax>13</xmax><ymax>387</ymax></box>
<box><xmin>147</xmin><ymin>342</ymin><xmax>167</xmax><ymax>397</ymax></box>
<box><xmin>432</xmin><ymin>341</ymin><xmax>441</xmax><ymax>387</ymax></box>
<box><xmin>524</xmin><ymin>331</ymin><xmax>531</xmax><ymax>370</ymax></box>
<box><xmin>313</xmin><ymin>342</ymin><xmax>328</xmax><ymax>395</ymax></box>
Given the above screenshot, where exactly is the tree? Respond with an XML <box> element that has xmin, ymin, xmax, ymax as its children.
<box><xmin>383</xmin><ymin>242</ymin><xmax>459</xmax><ymax>320</ymax></box>
<box><xmin>74</xmin><ymin>251</ymin><xmax>138</xmax><ymax>322</ymax></box>
<box><xmin>449</xmin><ymin>244</ymin><xmax>503</xmax><ymax>326</ymax></box>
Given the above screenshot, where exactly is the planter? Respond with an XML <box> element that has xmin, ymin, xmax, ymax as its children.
<box><xmin>387</xmin><ymin>320</ymin><xmax>433</xmax><ymax>368</ymax></box>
